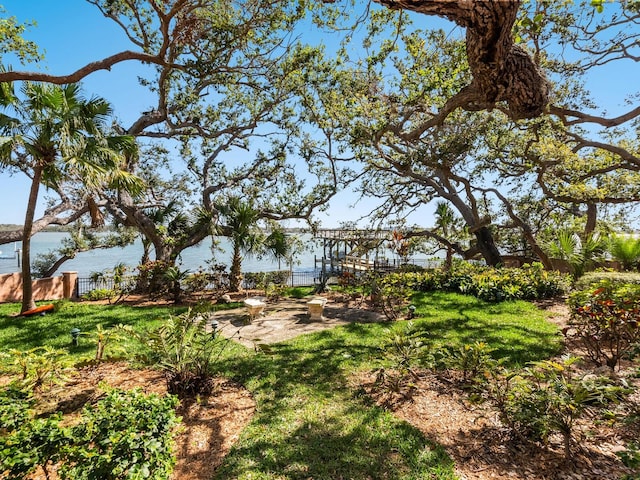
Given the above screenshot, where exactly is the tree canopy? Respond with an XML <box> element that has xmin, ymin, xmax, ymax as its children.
<box><xmin>1</xmin><ymin>0</ymin><xmax>640</xmax><ymax>275</ymax></box>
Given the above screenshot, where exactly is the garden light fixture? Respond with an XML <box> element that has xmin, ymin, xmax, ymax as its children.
<box><xmin>70</xmin><ymin>327</ymin><xmax>81</xmax><ymax>346</ymax></box>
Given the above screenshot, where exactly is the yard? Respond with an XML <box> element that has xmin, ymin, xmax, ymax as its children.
<box><xmin>0</xmin><ymin>289</ymin><xmax>637</xmax><ymax>479</ymax></box>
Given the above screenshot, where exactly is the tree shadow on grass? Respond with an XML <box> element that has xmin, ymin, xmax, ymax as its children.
<box><xmin>213</xmin><ymin>324</ymin><xmax>457</xmax><ymax>479</ymax></box>
<box><xmin>411</xmin><ymin>292</ymin><xmax>561</xmax><ymax>366</ymax></box>
<box><xmin>214</xmin><ymin>385</ymin><xmax>454</xmax><ymax>479</ymax></box>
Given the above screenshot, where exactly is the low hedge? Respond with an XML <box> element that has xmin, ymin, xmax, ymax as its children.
<box><xmin>379</xmin><ymin>262</ymin><xmax>570</xmax><ymax>302</ymax></box>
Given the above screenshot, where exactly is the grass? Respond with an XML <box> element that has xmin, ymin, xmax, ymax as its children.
<box><xmin>410</xmin><ymin>291</ymin><xmax>562</xmax><ymax>365</ymax></box>
<box><xmin>0</xmin><ymin>291</ymin><xmax>562</xmax><ymax>479</ymax></box>
<box><xmin>0</xmin><ymin>301</ymin><xmax>183</xmax><ymax>367</ymax></box>
<box><xmin>285</xmin><ymin>286</ymin><xmax>316</xmax><ymax>298</ymax></box>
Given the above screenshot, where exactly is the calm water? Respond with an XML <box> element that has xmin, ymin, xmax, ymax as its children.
<box><xmin>0</xmin><ymin>232</ymin><xmax>326</xmax><ymax>277</ymax></box>
<box><xmin>0</xmin><ymin>232</ymin><xmax>441</xmax><ymax>278</ymax></box>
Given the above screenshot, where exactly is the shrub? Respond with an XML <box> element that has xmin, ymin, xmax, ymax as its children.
<box><xmin>0</xmin><ymin>410</ymin><xmax>70</xmax><ymax>480</ymax></box>
<box><xmin>91</xmin><ymin>324</ymin><xmax>131</xmax><ymax>362</ymax></box>
<box><xmin>183</xmin><ymin>269</ymin><xmax>211</xmax><ymax>294</ymax></box>
<box><xmin>574</xmin><ymin>271</ymin><xmax>640</xmax><ymax>291</ymax></box>
<box><xmin>376</xmin><ymin>281</ymin><xmax>413</xmax><ymax>321</ymax></box>
<box><xmin>374</xmin><ymin>322</ymin><xmax>426</xmax><ymax>398</ymax></box>
<box><xmin>265</xmin><ymin>282</ymin><xmax>287</xmax><ymax>301</ymax></box>
<box><xmin>1</xmin><ymin>347</ymin><xmax>69</xmax><ymax>393</ymax></box>
<box><xmin>135</xmin><ymin>261</ymin><xmax>172</xmax><ymax>296</ymax></box>
<box><xmin>494</xmin><ymin>358</ymin><xmax>628</xmax><ymax>460</ymax></box>
<box><xmin>138</xmin><ymin>309</ymin><xmax>229</xmax><ymax>397</ymax></box>
<box><xmin>243</xmin><ymin>270</ymin><xmax>289</xmax><ymax>291</ymax></box>
<box><xmin>568</xmin><ymin>281</ymin><xmax>640</xmax><ymax>370</ymax></box>
<box><xmin>0</xmin><ymin>386</ymin><xmax>179</xmax><ymax>480</ymax></box>
<box><xmin>82</xmin><ymin>288</ymin><xmax>116</xmax><ymax>301</ymax></box>
<box><xmin>378</xmin><ymin>262</ymin><xmax>569</xmax><ymax>303</ymax></box>
<box><xmin>61</xmin><ymin>388</ymin><xmax>179</xmax><ymax>480</ymax></box>
<box><xmin>438</xmin><ymin>341</ymin><xmax>499</xmax><ymax>387</ymax></box>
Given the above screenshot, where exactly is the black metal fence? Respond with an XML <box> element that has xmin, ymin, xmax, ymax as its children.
<box><xmin>76</xmin><ymin>270</ymin><xmax>320</xmax><ymax>298</ymax></box>
<box><xmin>76</xmin><ymin>277</ymin><xmax>122</xmax><ymax>297</ymax></box>
<box><xmin>75</xmin><ymin>261</ymin><xmax>443</xmax><ymax>298</ymax></box>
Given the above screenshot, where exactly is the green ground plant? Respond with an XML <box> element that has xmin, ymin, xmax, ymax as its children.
<box><xmin>133</xmin><ymin>308</ymin><xmax>233</xmax><ymax>397</ymax></box>
<box><xmin>618</xmin><ymin>441</ymin><xmax>640</xmax><ymax>474</ymax></box>
<box><xmin>0</xmin><ymin>386</ymin><xmax>178</xmax><ymax>480</ymax></box>
<box><xmin>374</xmin><ymin>322</ymin><xmax>426</xmax><ymax>398</ymax></box>
<box><xmin>61</xmin><ymin>388</ymin><xmax>179</xmax><ymax>480</ymax></box>
<box><xmin>81</xmin><ymin>288</ymin><xmax>116</xmax><ymax>301</ymax></box>
<box><xmin>568</xmin><ymin>281</ymin><xmax>640</xmax><ymax>370</ymax></box>
<box><xmin>437</xmin><ymin>341</ymin><xmax>499</xmax><ymax>387</ymax></box>
<box><xmin>285</xmin><ymin>286</ymin><xmax>315</xmax><ymax>298</ymax></box>
<box><xmin>1</xmin><ymin>346</ymin><xmax>69</xmax><ymax>393</ymax></box>
<box><xmin>491</xmin><ymin>358</ymin><xmax>629</xmax><ymax>461</ymax></box>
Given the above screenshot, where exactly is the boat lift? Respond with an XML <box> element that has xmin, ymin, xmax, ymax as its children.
<box><xmin>0</xmin><ymin>243</ymin><xmax>21</xmax><ymax>268</ymax></box>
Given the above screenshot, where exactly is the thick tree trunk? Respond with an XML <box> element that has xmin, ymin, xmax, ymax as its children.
<box><xmin>20</xmin><ymin>166</ymin><xmax>43</xmax><ymax>313</ymax></box>
<box><xmin>473</xmin><ymin>226</ymin><xmax>503</xmax><ymax>266</ymax></box>
<box><xmin>444</xmin><ymin>246</ymin><xmax>453</xmax><ymax>271</ymax></box>
<box><xmin>584</xmin><ymin>203</ymin><xmax>597</xmax><ymax>235</ymax></box>
<box><xmin>375</xmin><ymin>0</ymin><xmax>550</xmax><ymax>120</ymax></box>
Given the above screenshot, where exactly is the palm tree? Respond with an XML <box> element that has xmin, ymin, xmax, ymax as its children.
<box><xmin>215</xmin><ymin>197</ymin><xmax>263</xmax><ymax>292</ymax></box>
<box><xmin>609</xmin><ymin>235</ymin><xmax>640</xmax><ymax>271</ymax></box>
<box><xmin>263</xmin><ymin>227</ymin><xmax>292</xmax><ymax>271</ymax></box>
<box><xmin>0</xmin><ymin>82</ymin><xmax>138</xmax><ymax>313</ymax></box>
<box><xmin>546</xmin><ymin>230</ymin><xmax>607</xmax><ymax>279</ymax></box>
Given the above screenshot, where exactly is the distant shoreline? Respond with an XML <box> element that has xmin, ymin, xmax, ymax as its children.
<box><xmin>0</xmin><ymin>225</ymin><xmax>313</xmax><ymax>234</ymax></box>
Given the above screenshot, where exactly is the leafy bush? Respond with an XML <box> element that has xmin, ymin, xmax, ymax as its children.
<box><xmin>493</xmin><ymin>358</ymin><xmax>628</xmax><ymax>460</ymax></box>
<box><xmin>375</xmin><ymin>276</ymin><xmax>413</xmax><ymax>321</ymax></box>
<box><xmin>61</xmin><ymin>388</ymin><xmax>179</xmax><ymax>480</ymax></box>
<box><xmin>379</xmin><ymin>262</ymin><xmax>569</xmax><ymax>303</ymax></box>
<box><xmin>0</xmin><ymin>386</ymin><xmax>179</xmax><ymax>480</ymax></box>
<box><xmin>574</xmin><ymin>271</ymin><xmax>640</xmax><ymax>291</ymax></box>
<box><xmin>163</xmin><ymin>266</ymin><xmax>191</xmax><ymax>303</ymax></box>
<box><xmin>265</xmin><ymin>282</ymin><xmax>287</xmax><ymax>301</ymax></box>
<box><xmin>137</xmin><ymin>309</ymin><xmax>229</xmax><ymax>397</ymax></box>
<box><xmin>243</xmin><ymin>270</ymin><xmax>289</xmax><ymax>290</ymax></box>
<box><xmin>135</xmin><ymin>260</ymin><xmax>172</xmax><ymax>296</ymax></box>
<box><xmin>0</xmin><ymin>411</ymin><xmax>70</xmax><ymax>480</ymax></box>
<box><xmin>438</xmin><ymin>341</ymin><xmax>498</xmax><ymax>387</ymax></box>
<box><xmin>183</xmin><ymin>269</ymin><xmax>211</xmax><ymax>294</ymax></box>
<box><xmin>1</xmin><ymin>347</ymin><xmax>69</xmax><ymax>392</ymax></box>
<box><xmin>568</xmin><ymin>281</ymin><xmax>640</xmax><ymax>370</ymax></box>
<box><xmin>374</xmin><ymin>322</ymin><xmax>426</xmax><ymax>398</ymax></box>
<box><xmin>91</xmin><ymin>324</ymin><xmax>131</xmax><ymax>362</ymax></box>
<box><xmin>82</xmin><ymin>288</ymin><xmax>116</xmax><ymax>301</ymax></box>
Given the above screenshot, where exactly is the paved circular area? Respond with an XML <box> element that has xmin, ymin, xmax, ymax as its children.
<box><xmin>212</xmin><ymin>297</ymin><xmax>384</xmax><ymax>347</ymax></box>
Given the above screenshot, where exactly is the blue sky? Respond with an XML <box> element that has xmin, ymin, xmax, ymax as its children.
<box><xmin>1</xmin><ymin>1</ymin><xmax>638</xmax><ymax>228</ymax></box>
<box><xmin>4</xmin><ymin>0</ymin><xmax>406</xmax><ymax>227</ymax></box>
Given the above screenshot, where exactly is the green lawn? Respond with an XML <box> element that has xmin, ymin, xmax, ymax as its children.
<box><xmin>0</xmin><ymin>292</ymin><xmax>562</xmax><ymax>479</ymax></box>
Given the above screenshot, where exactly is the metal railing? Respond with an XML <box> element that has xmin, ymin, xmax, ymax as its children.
<box><xmin>76</xmin><ymin>270</ymin><xmax>320</xmax><ymax>298</ymax></box>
